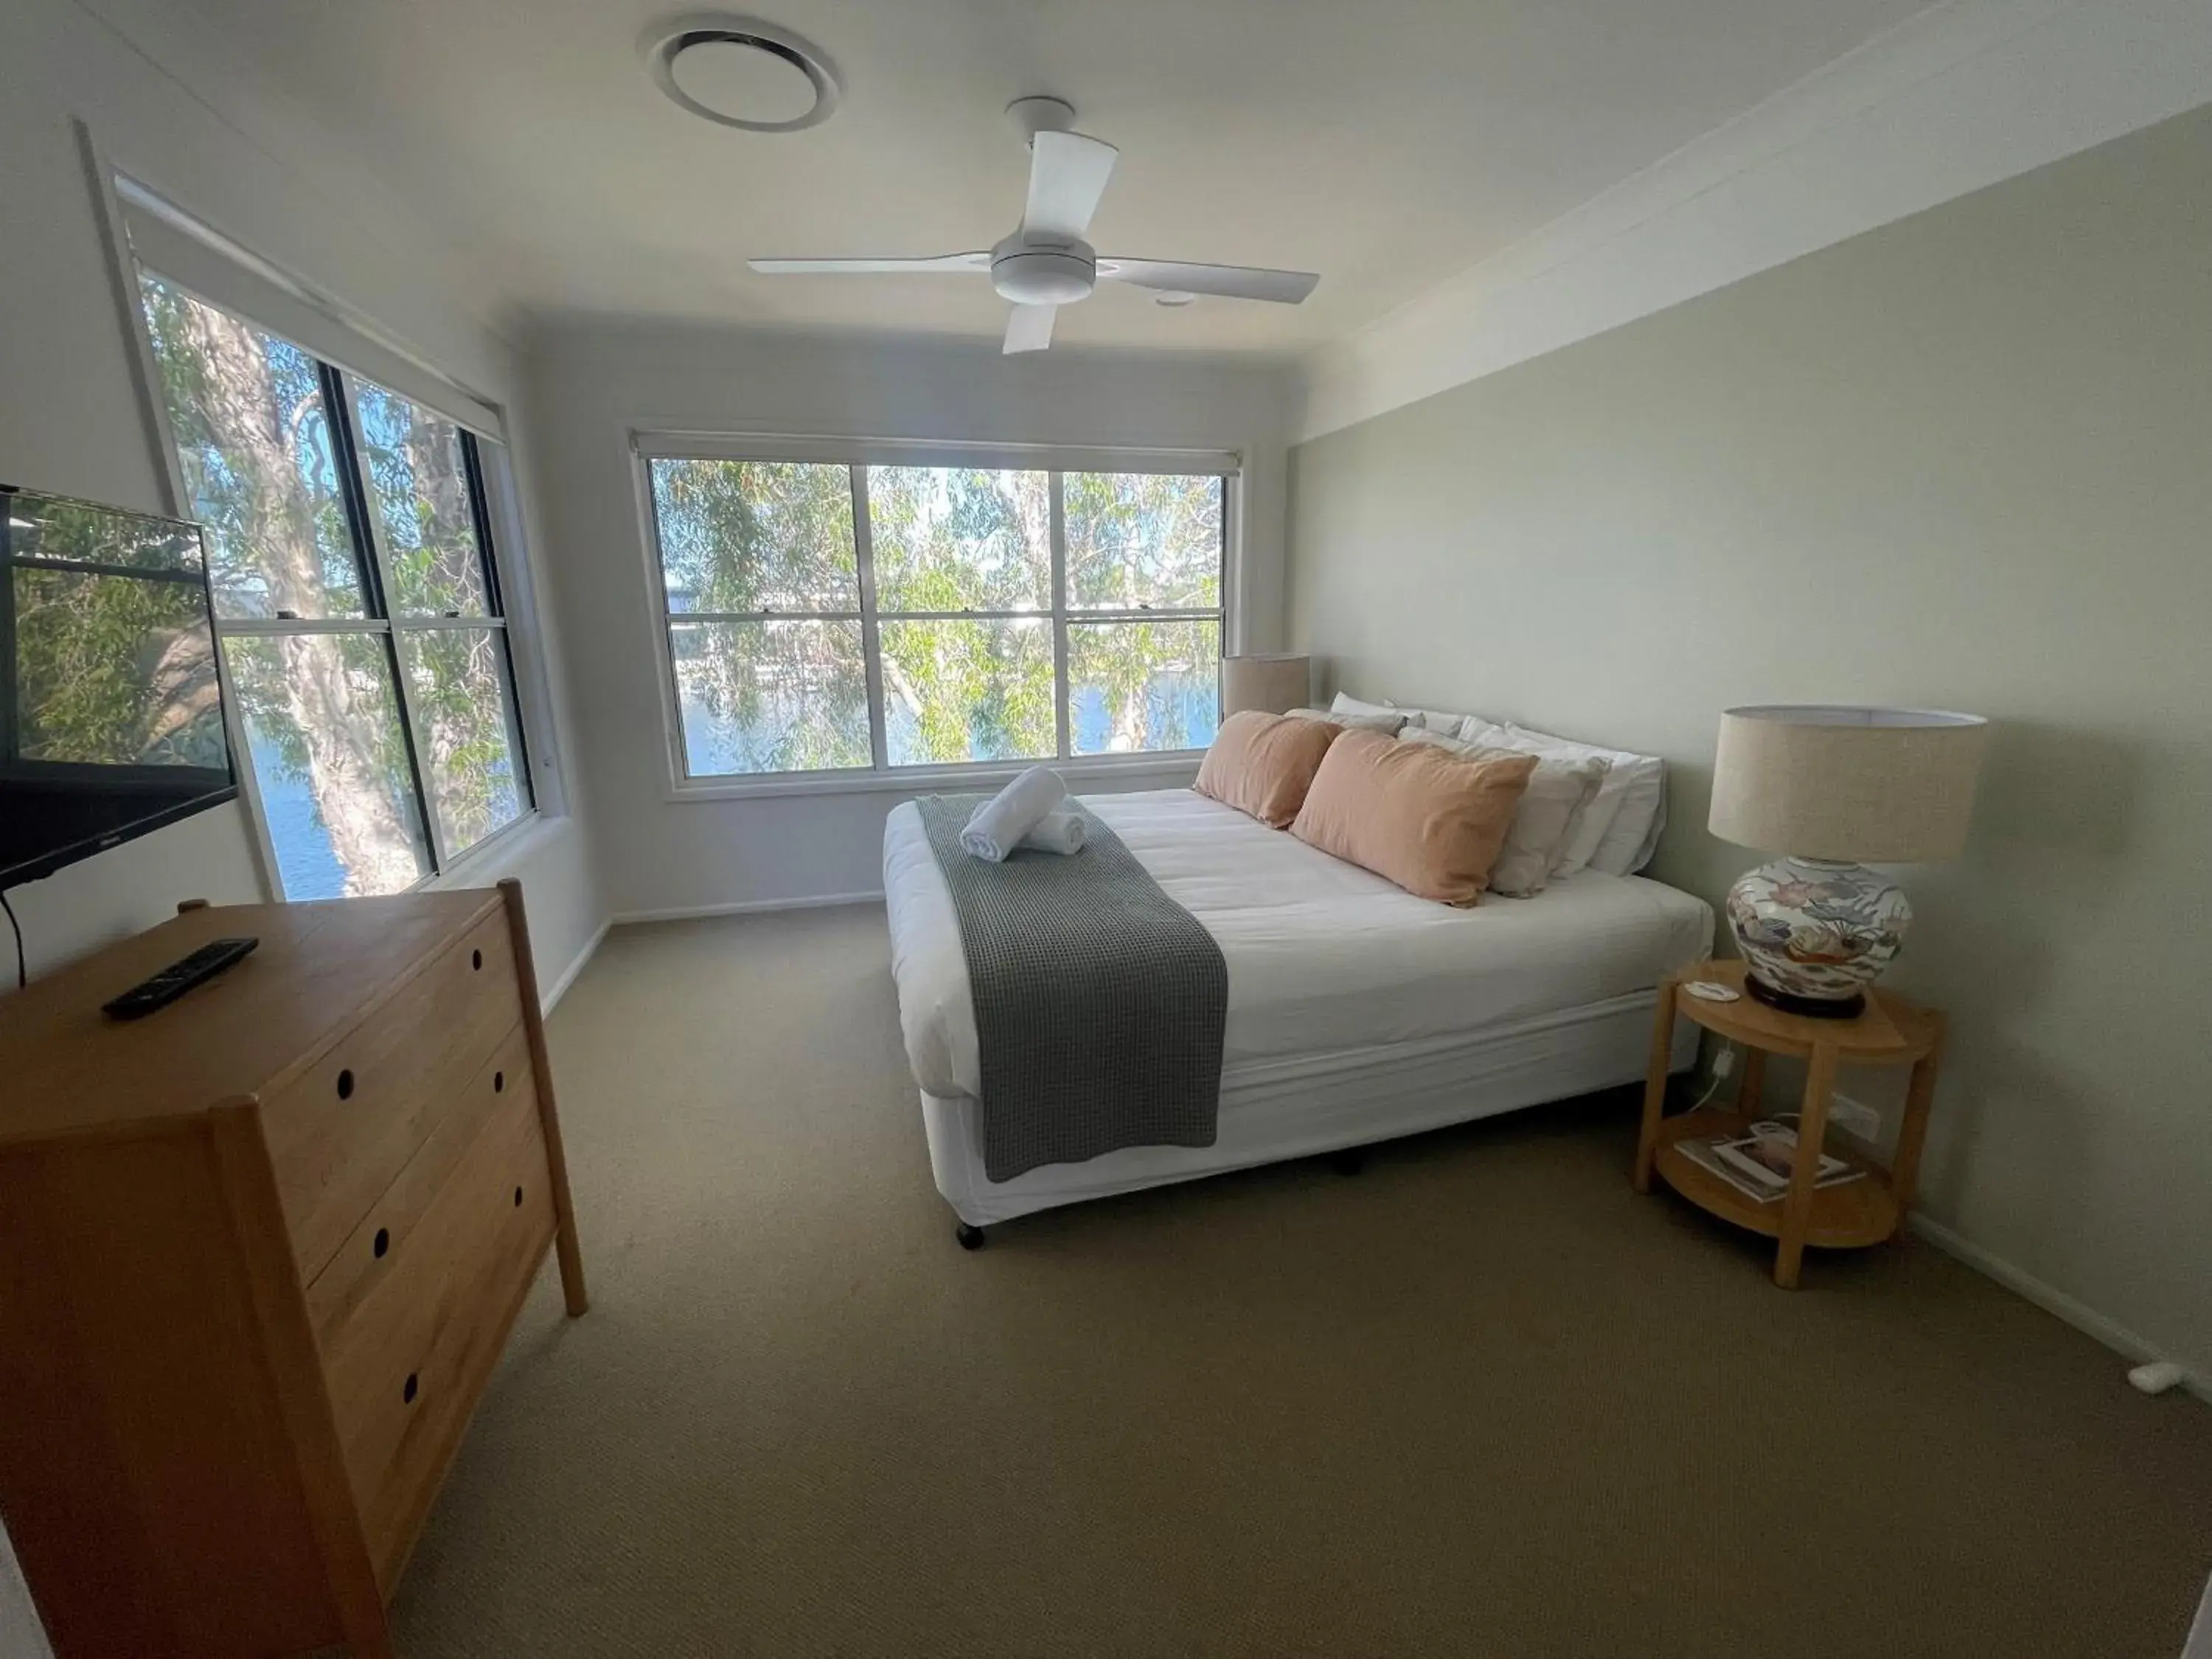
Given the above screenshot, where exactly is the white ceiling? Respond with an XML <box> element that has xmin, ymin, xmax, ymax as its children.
<box><xmin>151</xmin><ymin>0</ymin><xmax>1935</xmax><ymax>355</ymax></box>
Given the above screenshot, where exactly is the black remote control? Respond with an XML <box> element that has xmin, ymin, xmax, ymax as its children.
<box><xmin>102</xmin><ymin>936</ymin><xmax>260</xmax><ymax>1020</ymax></box>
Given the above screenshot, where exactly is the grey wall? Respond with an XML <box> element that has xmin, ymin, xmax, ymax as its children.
<box><xmin>1287</xmin><ymin>108</ymin><xmax>2212</xmax><ymax>1377</ymax></box>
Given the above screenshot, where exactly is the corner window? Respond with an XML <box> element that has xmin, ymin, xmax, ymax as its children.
<box><xmin>136</xmin><ymin>275</ymin><xmax>532</xmax><ymax>897</ymax></box>
<box><xmin>641</xmin><ymin>453</ymin><xmax>1227</xmax><ymax>779</ymax></box>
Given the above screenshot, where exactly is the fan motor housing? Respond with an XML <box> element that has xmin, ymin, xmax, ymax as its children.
<box><xmin>992</xmin><ymin>243</ymin><xmax>1094</xmax><ymax>306</ymax></box>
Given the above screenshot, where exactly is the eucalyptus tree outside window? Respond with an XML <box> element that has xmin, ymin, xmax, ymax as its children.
<box><xmin>136</xmin><ymin>276</ymin><xmax>532</xmax><ymax>898</ymax></box>
<box><xmin>641</xmin><ymin>452</ymin><xmax>1227</xmax><ymax>780</ymax></box>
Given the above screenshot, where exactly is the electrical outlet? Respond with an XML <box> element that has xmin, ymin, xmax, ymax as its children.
<box><xmin>1826</xmin><ymin>1093</ymin><xmax>1881</xmax><ymax>1140</ymax></box>
<box><xmin>1711</xmin><ymin>1047</ymin><xmax>1735</xmax><ymax>1080</ymax></box>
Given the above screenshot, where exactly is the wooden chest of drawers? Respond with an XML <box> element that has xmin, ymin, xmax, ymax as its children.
<box><xmin>0</xmin><ymin>880</ymin><xmax>587</xmax><ymax>1658</ymax></box>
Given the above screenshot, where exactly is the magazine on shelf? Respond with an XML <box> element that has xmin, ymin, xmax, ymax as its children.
<box><xmin>1677</xmin><ymin>1120</ymin><xmax>1865</xmax><ymax>1205</ymax></box>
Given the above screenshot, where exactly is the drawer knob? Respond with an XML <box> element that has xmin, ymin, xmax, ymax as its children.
<box><xmin>493</xmin><ymin>1070</ymin><xmax>505</xmax><ymax>1093</ymax></box>
<box><xmin>471</xmin><ymin>948</ymin><xmax>483</xmax><ymax>970</ymax></box>
<box><xmin>373</xmin><ymin>1227</ymin><xmax>389</xmax><ymax>1259</ymax></box>
<box><xmin>513</xmin><ymin>1185</ymin><xmax>524</xmax><ymax>1208</ymax></box>
<box><xmin>335</xmin><ymin>1068</ymin><xmax>355</xmax><ymax>1101</ymax></box>
<box><xmin>403</xmin><ymin>1373</ymin><xmax>419</xmax><ymax>1405</ymax></box>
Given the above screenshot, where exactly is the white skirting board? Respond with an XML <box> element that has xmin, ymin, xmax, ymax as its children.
<box><xmin>538</xmin><ymin>894</ymin><xmax>887</xmax><ymax>1011</ymax></box>
<box><xmin>608</xmin><ymin>891</ymin><xmax>886</xmax><ymax>926</ymax></box>
<box><xmin>2185</xmin><ymin>1571</ymin><xmax>2212</xmax><ymax>1659</ymax></box>
<box><xmin>540</xmin><ymin>917</ymin><xmax>611</xmax><ymax>1015</ymax></box>
<box><xmin>1907</xmin><ymin>1212</ymin><xmax>2209</xmax><ymax>1406</ymax></box>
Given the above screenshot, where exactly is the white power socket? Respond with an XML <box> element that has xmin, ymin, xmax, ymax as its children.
<box><xmin>1825</xmin><ymin>1093</ymin><xmax>1882</xmax><ymax>1141</ymax></box>
<box><xmin>1705</xmin><ymin>1046</ymin><xmax>1881</xmax><ymax>1141</ymax></box>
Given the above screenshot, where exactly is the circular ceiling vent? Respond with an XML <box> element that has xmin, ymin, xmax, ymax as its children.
<box><xmin>645</xmin><ymin>15</ymin><xmax>841</xmax><ymax>133</ymax></box>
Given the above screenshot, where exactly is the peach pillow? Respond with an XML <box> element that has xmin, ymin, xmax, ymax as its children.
<box><xmin>1194</xmin><ymin>710</ymin><xmax>1343</xmax><ymax>828</ymax></box>
<box><xmin>1290</xmin><ymin>728</ymin><xmax>1537</xmax><ymax>905</ymax></box>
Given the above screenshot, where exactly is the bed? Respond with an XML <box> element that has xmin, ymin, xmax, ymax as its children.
<box><xmin>883</xmin><ymin>787</ymin><xmax>1713</xmax><ymax>1229</ymax></box>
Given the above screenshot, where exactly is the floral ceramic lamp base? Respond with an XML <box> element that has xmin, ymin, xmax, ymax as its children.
<box><xmin>1725</xmin><ymin>856</ymin><xmax>1911</xmax><ymax>1020</ymax></box>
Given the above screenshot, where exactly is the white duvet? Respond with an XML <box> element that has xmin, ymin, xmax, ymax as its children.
<box><xmin>883</xmin><ymin>788</ymin><xmax>1712</xmax><ymax>1102</ymax></box>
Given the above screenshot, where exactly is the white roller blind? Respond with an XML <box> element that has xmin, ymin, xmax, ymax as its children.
<box><xmin>117</xmin><ymin>175</ymin><xmax>505</xmax><ymax>440</ymax></box>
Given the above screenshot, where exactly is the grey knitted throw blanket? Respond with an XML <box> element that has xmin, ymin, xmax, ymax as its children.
<box><xmin>914</xmin><ymin>794</ymin><xmax>1228</xmax><ymax>1183</ymax></box>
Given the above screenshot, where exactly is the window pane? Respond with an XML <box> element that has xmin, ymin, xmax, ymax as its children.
<box><xmin>10</xmin><ymin>568</ymin><xmax>226</xmax><ymax>766</ymax></box>
<box><xmin>879</xmin><ymin>618</ymin><xmax>1054</xmax><ymax>767</ymax></box>
<box><xmin>137</xmin><ymin>275</ymin><xmax>366</xmax><ymax>619</ymax></box>
<box><xmin>223</xmin><ymin>632</ymin><xmax>432</xmax><ymax>898</ymax></box>
<box><xmin>1064</xmin><ymin>473</ymin><xmax>1223</xmax><ymax>611</ymax></box>
<box><xmin>395</xmin><ymin>627</ymin><xmax>528</xmax><ymax>858</ymax></box>
<box><xmin>352</xmin><ymin>380</ymin><xmax>489</xmax><ymax>616</ymax></box>
<box><xmin>1067</xmin><ymin>619</ymin><xmax>1220</xmax><ymax>755</ymax></box>
<box><xmin>650</xmin><ymin>460</ymin><xmax>857</xmax><ymax>614</ymax></box>
<box><xmin>7</xmin><ymin>494</ymin><xmax>202</xmax><ymax>574</ymax></box>
<box><xmin>867</xmin><ymin>467</ymin><xmax>1049</xmax><ymax>613</ymax></box>
<box><xmin>670</xmin><ymin>619</ymin><xmax>869</xmax><ymax>775</ymax></box>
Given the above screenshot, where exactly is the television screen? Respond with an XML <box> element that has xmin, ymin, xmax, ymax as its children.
<box><xmin>1</xmin><ymin>486</ymin><xmax>237</xmax><ymax>888</ymax></box>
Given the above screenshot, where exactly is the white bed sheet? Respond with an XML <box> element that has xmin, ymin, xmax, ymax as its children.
<box><xmin>883</xmin><ymin>787</ymin><xmax>1713</xmax><ymax>1102</ymax></box>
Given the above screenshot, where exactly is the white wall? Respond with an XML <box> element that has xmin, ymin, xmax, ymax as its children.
<box><xmin>523</xmin><ymin>321</ymin><xmax>1296</xmax><ymax>918</ymax></box>
<box><xmin>1297</xmin><ymin>0</ymin><xmax>2212</xmax><ymax>442</ymax></box>
<box><xmin>0</xmin><ymin>0</ymin><xmax>604</xmax><ymax>1003</ymax></box>
<box><xmin>1287</xmin><ymin>106</ymin><xmax>2212</xmax><ymax>1389</ymax></box>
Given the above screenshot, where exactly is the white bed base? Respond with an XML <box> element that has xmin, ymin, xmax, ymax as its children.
<box><xmin>921</xmin><ymin>989</ymin><xmax>1699</xmax><ymax>1228</ymax></box>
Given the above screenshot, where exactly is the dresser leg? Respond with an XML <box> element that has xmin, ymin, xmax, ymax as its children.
<box><xmin>1774</xmin><ymin>1043</ymin><xmax>1839</xmax><ymax>1289</ymax></box>
<box><xmin>499</xmin><ymin>879</ymin><xmax>591</xmax><ymax>1318</ymax></box>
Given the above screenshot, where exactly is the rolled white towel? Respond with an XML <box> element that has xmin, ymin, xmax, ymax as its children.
<box><xmin>1017</xmin><ymin>808</ymin><xmax>1086</xmax><ymax>856</ymax></box>
<box><xmin>959</xmin><ymin>765</ymin><xmax>1067</xmax><ymax>862</ymax></box>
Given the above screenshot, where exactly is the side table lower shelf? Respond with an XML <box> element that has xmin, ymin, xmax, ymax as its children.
<box><xmin>1650</xmin><ymin>1106</ymin><xmax>1900</xmax><ymax>1251</ymax></box>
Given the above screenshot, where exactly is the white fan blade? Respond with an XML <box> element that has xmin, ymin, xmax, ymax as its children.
<box><xmin>1003</xmin><ymin>303</ymin><xmax>1056</xmax><ymax>354</ymax></box>
<box><xmin>748</xmin><ymin>253</ymin><xmax>989</xmax><ymax>275</ymax></box>
<box><xmin>1023</xmin><ymin>131</ymin><xmax>1118</xmax><ymax>241</ymax></box>
<box><xmin>1099</xmin><ymin>259</ymin><xmax>1319</xmax><ymax>304</ymax></box>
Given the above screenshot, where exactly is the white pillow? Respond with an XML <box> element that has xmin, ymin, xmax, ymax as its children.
<box><xmin>1329</xmin><ymin>692</ymin><xmax>1492</xmax><ymax>734</ymax></box>
<box><xmin>1328</xmin><ymin>692</ymin><xmax>1403</xmax><ymax>726</ymax></box>
<box><xmin>1290</xmin><ymin>705</ymin><xmax>1401</xmax><ymax>734</ymax></box>
<box><xmin>1458</xmin><ymin>719</ymin><xmax>1611</xmax><ymax>876</ymax></box>
<box><xmin>1399</xmin><ymin>728</ymin><xmax>1608</xmax><ymax>897</ymax></box>
<box><xmin>1404</xmin><ymin>708</ymin><xmax>1483</xmax><ymax>733</ymax></box>
<box><xmin>1501</xmin><ymin>723</ymin><xmax>1666</xmax><ymax>876</ymax></box>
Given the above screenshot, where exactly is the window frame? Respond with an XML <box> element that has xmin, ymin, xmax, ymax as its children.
<box><xmin>631</xmin><ymin>434</ymin><xmax>1239</xmax><ymax>799</ymax></box>
<box><xmin>124</xmin><ymin>269</ymin><xmax>540</xmax><ymax>897</ymax></box>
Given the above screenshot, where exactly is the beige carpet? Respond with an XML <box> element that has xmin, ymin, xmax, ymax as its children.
<box><xmin>391</xmin><ymin>905</ymin><xmax>2212</xmax><ymax>1658</ymax></box>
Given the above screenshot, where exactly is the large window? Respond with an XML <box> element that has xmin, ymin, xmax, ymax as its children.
<box><xmin>642</xmin><ymin>453</ymin><xmax>1227</xmax><ymax>779</ymax></box>
<box><xmin>136</xmin><ymin>276</ymin><xmax>532</xmax><ymax>898</ymax></box>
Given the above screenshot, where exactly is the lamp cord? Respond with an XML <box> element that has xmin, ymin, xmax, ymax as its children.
<box><xmin>1</xmin><ymin>889</ymin><xmax>22</xmax><ymax>990</ymax></box>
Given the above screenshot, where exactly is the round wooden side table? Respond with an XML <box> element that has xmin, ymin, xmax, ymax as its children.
<box><xmin>1632</xmin><ymin>959</ymin><xmax>1947</xmax><ymax>1288</ymax></box>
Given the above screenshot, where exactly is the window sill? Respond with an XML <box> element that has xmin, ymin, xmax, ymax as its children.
<box><xmin>664</xmin><ymin>751</ymin><xmax>1205</xmax><ymax>803</ymax></box>
<box><xmin>423</xmin><ymin>809</ymin><xmax>566</xmax><ymax>888</ymax></box>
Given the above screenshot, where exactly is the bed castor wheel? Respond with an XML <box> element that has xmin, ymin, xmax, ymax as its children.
<box><xmin>1326</xmin><ymin>1148</ymin><xmax>1366</xmax><ymax>1176</ymax></box>
<box><xmin>955</xmin><ymin>1222</ymin><xmax>987</xmax><ymax>1251</ymax></box>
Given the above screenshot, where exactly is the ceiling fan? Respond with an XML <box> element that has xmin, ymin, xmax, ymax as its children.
<box><xmin>748</xmin><ymin>97</ymin><xmax>1321</xmax><ymax>354</ymax></box>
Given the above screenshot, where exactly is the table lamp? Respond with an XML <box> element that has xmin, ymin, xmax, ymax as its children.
<box><xmin>1708</xmin><ymin>705</ymin><xmax>1989</xmax><ymax>1018</ymax></box>
<box><xmin>1219</xmin><ymin>654</ymin><xmax>1310</xmax><ymax>717</ymax></box>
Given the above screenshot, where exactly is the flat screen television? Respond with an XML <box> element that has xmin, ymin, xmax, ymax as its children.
<box><xmin>1</xmin><ymin>484</ymin><xmax>237</xmax><ymax>888</ymax></box>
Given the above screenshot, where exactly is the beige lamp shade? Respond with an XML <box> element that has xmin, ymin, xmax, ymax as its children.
<box><xmin>1219</xmin><ymin>654</ymin><xmax>1311</xmax><ymax>717</ymax></box>
<box><xmin>1708</xmin><ymin>706</ymin><xmax>1990</xmax><ymax>863</ymax></box>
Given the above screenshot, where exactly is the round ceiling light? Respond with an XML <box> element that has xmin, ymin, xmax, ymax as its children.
<box><xmin>645</xmin><ymin>15</ymin><xmax>841</xmax><ymax>133</ymax></box>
